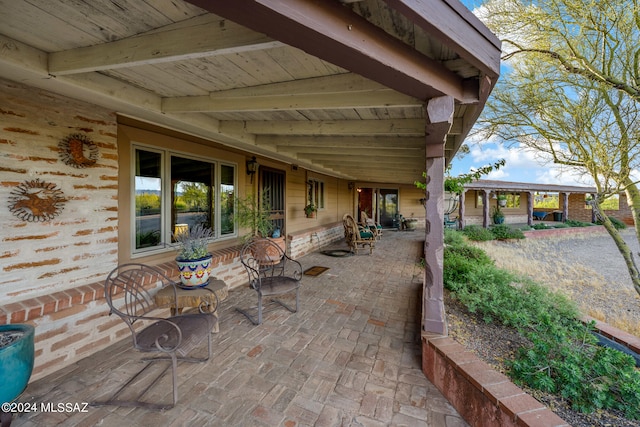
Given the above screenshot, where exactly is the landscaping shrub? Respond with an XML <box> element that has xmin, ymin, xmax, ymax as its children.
<box><xmin>596</xmin><ymin>216</ymin><xmax>627</xmax><ymax>229</ymax></box>
<box><xmin>461</xmin><ymin>224</ymin><xmax>494</xmax><ymax>241</ymax></box>
<box><xmin>490</xmin><ymin>224</ymin><xmax>525</xmax><ymax>240</ymax></box>
<box><xmin>443</xmin><ymin>238</ymin><xmax>640</xmax><ymax>419</ymax></box>
<box><xmin>565</xmin><ymin>219</ymin><xmax>594</xmax><ymax>227</ymax></box>
<box><xmin>551</xmin><ymin>222</ymin><xmax>570</xmax><ymax>228</ymax></box>
<box><xmin>532</xmin><ymin>223</ymin><xmax>550</xmax><ymax>230</ymax></box>
<box><xmin>444</xmin><ymin>228</ymin><xmax>465</xmax><ymax>247</ymax></box>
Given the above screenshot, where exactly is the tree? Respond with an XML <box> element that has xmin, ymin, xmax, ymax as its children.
<box><xmin>476</xmin><ymin>0</ymin><xmax>640</xmax><ymax>293</ymax></box>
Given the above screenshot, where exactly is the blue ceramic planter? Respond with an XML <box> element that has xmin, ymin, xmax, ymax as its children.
<box><xmin>0</xmin><ymin>324</ymin><xmax>35</xmax><ymax>404</ymax></box>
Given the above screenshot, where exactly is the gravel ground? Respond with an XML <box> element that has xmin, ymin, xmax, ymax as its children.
<box><xmin>446</xmin><ymin>227</ymin><xmax>640</xmax><ymax>427</ymax></box>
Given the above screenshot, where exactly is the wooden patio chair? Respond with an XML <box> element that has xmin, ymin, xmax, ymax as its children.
<box><xmin>343</xmin><ymin>213</ymin><xmax>375</xmax><ymax>254</ymax></box>
<box><xmin>360</xmin><ymin>211</ymin><xmax>382</xmax><ymax>239</ymax></box>
<box><xmin>94</xmin><ymin>263</ymin><xmax>218</xmax><ymax>410</ymax></box>
<box><xmin>237</xmin><ymin>239</ymin><xmax>303</xmax><ymax>325</ymax></box>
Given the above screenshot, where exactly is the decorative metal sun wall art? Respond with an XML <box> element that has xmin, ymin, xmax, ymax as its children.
<box><xmin>8</xmin><ymin>179</ymin><xmax>66</xmax><ymax>222</ymax></box>
<box><xmin>58</xmin><ymin>133</ymin><xmax>99</xmax><ymax>168</ymax></box>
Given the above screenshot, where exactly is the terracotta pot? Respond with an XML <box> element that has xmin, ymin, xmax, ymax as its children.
<box><xmin>252</xmin><ymin>237</ymin><xmax>286</xmax><ymax>264</ymax></box>
<box><xmin>176</xmin><ymin>254</ymin><xmax>213</xmax><ymax>288</ymax></box>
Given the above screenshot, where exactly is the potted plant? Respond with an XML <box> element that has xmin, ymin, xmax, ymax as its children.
<box><xmin>173</xmin><ymin>224</ymin><xmax>214</xmax><ymax>288</ymax></box>
<box><xmin>234</xmin><ymin>191</ymin><xmax>286</xmax><ymax>254</ymax></box>
<box><xmin>497</xmin><ymin>194</ymin><xmax>507</xmax><ymax>207</ymax></box>
<box><xmin>0</xmin><ymin>324</ymin><xmax>35</xmax><ymax>411</ymax></box>
<box><xmin>304</xmin><ymin>203</ymin><xmax>317</xmax><ymax>218</ymax></box>
<box><xmin>492</xmin><ymin>206</ymin><xmax>505</xmax><ymax>224</ymax></box>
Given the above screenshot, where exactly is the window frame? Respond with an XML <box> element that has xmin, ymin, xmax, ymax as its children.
<box><xmin>307</xmin><ymin>178</ymin><xmax>325</xmax><ymax>210</ymax></box>
<box><xmin>131</xmin><ymin>143</ymin><xmax>237</xmax><ymax>257</ymax></box>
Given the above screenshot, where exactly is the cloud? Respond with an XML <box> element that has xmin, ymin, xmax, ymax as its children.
<box><xmin>452</xmin><ymin>142</ymin><xmax>596</xmax><ymax>187</ymax></box>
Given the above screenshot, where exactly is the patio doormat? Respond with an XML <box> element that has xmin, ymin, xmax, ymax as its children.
<box><xmin>304</xmin><ymin>266</ymin><xmax>330</xmax><ymax>277</ymax></box>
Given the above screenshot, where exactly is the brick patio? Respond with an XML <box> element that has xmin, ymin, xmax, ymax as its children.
<box><xmin>9</xmin><ymin>230</ymin><xmax>468</xmax><ymax>427</ymax></box>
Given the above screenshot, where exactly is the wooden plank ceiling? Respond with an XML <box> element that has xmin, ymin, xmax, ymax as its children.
<box><xmin>0</xmin><ymin>0</ymin><xmax>500</xmax><ymax>185</ymax></box>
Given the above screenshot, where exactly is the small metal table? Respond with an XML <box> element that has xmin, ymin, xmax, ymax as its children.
<box><xmin>155</xmin><ymin>278</ymin><xmax>227</xmax><ymax>332</ymax></box>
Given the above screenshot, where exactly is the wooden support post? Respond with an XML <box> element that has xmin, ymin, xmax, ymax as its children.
<box><xmin>483</xmin><ymin>190</ymin><xmax>490</xmax><ymax>228</ymax></box>
<box><xmin>422</xmin><ymin>96</ymin><xmax>453</xmax><ymax>336</ymax></box>
<box><xmin>459</xmin><ymin>190</ymin><xmax>466</xmax><ymax>229</ymax></box>
<box><xmin>527</xmin><ymin>192</ymin><xmax>534</xmax><ymax>226</ymax></box>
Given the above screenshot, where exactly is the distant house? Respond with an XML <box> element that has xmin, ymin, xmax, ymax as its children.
<box><xmin>448</xmin><ymin>179</ymin><xmax>633</xmax><ymax>228</ymax></box>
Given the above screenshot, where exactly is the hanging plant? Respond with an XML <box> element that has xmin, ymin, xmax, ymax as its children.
<box><xmin>8</xmin><ymin>179</ymin><xmax>66</xmax><ymax>222</ymax></box>
<box><xmin>58</xmin><ymin>133</ymin><xmax>99</xmax><ymax>168</ymax></box>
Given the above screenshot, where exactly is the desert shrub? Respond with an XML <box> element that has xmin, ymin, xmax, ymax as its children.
<box><xmin>490</xmin><ymin>224</ymin><xmax>525</xmax><ymax>240</ymax></box>
<box><xmin>443</xmin><ymin>243</ymin><xmax>494</xmax><ymax>291</ymax></box>
<box><xmin>444</xmin><ymin>228</ymin><xmax>465</xmax><ymax>247</ymax></box>
<box><xmin>443</xmin><ymin>238</ymin><xmax>640</xmax><ymax>419</ymax></box>
<box><xmin>565</xmin><ymin>219</ymin><xmax>594</xmax><ymax>227</ymax></box>
<box><xmin>462</xmin><ymin>224</ymin><xmax>494</xmax><ymax>241</ymax></box>
<box><xmin>596</xmin><ymin>216</ymin><xmax>627</xmax><ymax>229</ymax></box>
<box><xmin>532</xmin><ymin>223</ymin><xmax>550</xmax><ymax>230</ymax></box>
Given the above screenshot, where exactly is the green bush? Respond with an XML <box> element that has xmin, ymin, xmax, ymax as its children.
<box><xmin>551</xmin><ymin>222</ymin><xmax>570</xmax><ymax>228</ymax></box>
<box><xmin>565</xmin><ymin>219</ymin><xmax>594</xmax><ymax>227</ymax></box>
<box><xmin>443</xmin><ymin>238</ymin><xmax>640</xmax><ymax>419</ymax></box>
<box><xmin>443</xmin><ymin>243</ymin><xmax>494</xmax><ymax>291</ymax></box>
<box><xmin>444</xmin><ymin>228</ymin><xmax>465</xmax><ymax>247</ymax></box>
<box><xmin>532</xmin><ymin>223</ymin><xmax>550</xmax><ymax>230</ymax></box>
<box><xmin>490</xmin><ymin>224</ymin><xmax>525</xmax><ymax>240</ymax></box>
<box><xmin>462</xmin><ymin>225</ymin><xmax>495</xmax><ymax>241</ymax></box>
<box><xmin>596</xmin><ymin>216</ymin><xmax>627</xmax><ymax>230</ymax></box>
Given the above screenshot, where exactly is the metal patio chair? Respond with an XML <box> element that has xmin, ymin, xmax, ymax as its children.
<box><xmin>94</xmin><ymin>263</ymin><xmax>218</xmax><ymax>410</ymax></box>
<box><xmin>237</xmin><ymin>239</ymin><xmax>302</xmax><ymax>325</ymax></box>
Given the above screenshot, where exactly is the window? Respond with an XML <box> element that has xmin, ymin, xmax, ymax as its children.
<box><xmin>476</xmin><ymin>191</ymin><xmax>484</xmax><ymax>207</ymax></box>
<box><xmin>308</xmin><ymin>179</ymin><xmax>325</xmax><ymax>209</ymax></box>
<box><xmin>133</xmin><ymin>146</ymin><xmax>236</xmax><ymax>254</ymax></box>
<box><xmin>505</xmin><ymin>192</ymin><xmax>521</xmax><ymax>208</ymax></box>
<box><xmin>534</xmin><ymin>192</ymin><xmax>559</xmax><ymax>209</ymax></box>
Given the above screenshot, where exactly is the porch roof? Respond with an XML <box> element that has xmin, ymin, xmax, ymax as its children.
<box><xmin>465</xmin><ymin>179</ymin><xmax>596</xmax><ymax>194</ymax></box>
<box><xmin>0</xmin><ymin>0</ymin><xmax>500</xmax><ymax>185</ymax></box>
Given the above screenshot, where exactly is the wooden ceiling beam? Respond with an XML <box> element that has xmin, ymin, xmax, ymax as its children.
<box><xmin>278</xmin><ymin>146</ymin><xmax>423</xmax><ymax>156</ymax></box>
<box><xmin>257</xmin><ymin>135</ymin><xmax>426</xmax><ymax>148</ymax></box>
<box><xmin>228</xmin><ymin>118</ymin><xmax>426</xmax><ymax>136</ymax></box>
<box><xmin>186</xmin><ymin>0</ymin><xmax>473</xmax><ymax>102</ymax></box>
<box><xmin>49</xmin><ymin>14</ymin><xmax>283</xmax><ymax>75</ymax></box>
<box><xmin>162</xmin><ymin>73</ymin><xmax>421</xmax><ymax>112</ymax></box>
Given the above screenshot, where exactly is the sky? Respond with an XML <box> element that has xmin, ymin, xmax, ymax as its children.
<box><xmin>449</xmin><ymin>0</ymin><xmax>595</xmax><ymax>188</ymax></box>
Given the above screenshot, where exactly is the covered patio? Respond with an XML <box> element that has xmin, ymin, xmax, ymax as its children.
<box><xmin>11</xmin><ymin>232</ymin><xmax>468</xmax><ymax>426</ymax></box>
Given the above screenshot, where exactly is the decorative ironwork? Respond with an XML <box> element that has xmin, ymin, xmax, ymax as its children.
<box><xmin>58</xmin><ymin>133</ymin><xmax>99</xmax><ymax>168</ymax></box>
<box><xmin>8</xmin><ymin>179</ymin><xmax>66</xmax><ymax>222</ymax></box>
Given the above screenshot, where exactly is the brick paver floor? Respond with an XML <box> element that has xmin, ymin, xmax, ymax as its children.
<box><xmin>11</xmin><ymin>230</ymin><xmax>467</xmax><ymax>427</ymax></box>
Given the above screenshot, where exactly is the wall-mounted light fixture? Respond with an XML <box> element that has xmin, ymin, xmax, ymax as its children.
<box><xmin>246</xmin><ymin>156</ymin><xmax>258</xmax><ymax>183</ymax></box>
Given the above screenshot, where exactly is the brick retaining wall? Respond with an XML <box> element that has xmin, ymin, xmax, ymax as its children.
<box><xmin>422</xmin><ymin>333</ymin><xmax>570</xmax><ymax>426</ymax></box>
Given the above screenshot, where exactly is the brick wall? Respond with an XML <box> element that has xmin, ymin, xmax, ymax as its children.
<box><xmin>568</xmin><ymin>193</ymin><xmax>634</xmax><ymax>225</ymax></box>
<box><xmin>287</xmin><ymin>221</ymin><xmax>345</xmax><ymax>258</ymax></box>
<box><xmin>0</xmin><ymin>77</ymin><xmax>121</xmax><ymax>379</ymax></box>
